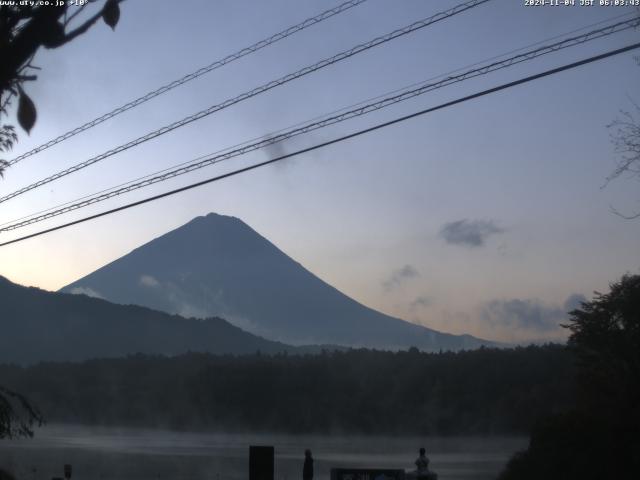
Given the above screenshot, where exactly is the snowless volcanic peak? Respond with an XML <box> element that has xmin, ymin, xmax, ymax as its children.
<box><xmin>63</xmin><ymin>213</ymin><xmax>495</xmax><ymax>351</ymax></box>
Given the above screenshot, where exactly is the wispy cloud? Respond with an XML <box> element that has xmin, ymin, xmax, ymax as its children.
<box><xmin>262</xmin><ymin>134</ymin><xmax>303</xmax><ymax>171</ymax></box>
<box><xmin>410</xmin><ymin>295</ymin><xmax>432</xmax><ymax>310</ymax></box>
<box><xmin>564</xmin><ymin>293</ymin><xmax>587</xmax><ymax>312</ymax></box>
<box><xmin>383</xmin><ymin>265</ymin><xmax>419</xmax><ymax>291</ymax></box>
<box><xmin>139</xmin><ymin>274</ymin><xmax>160</xmax><ymax>288</ymax></box>
<box><xmin>480</xmin><ymin>293</ymin><xmax>585</xmax><ymax>334</ymax></box>
<box><xmin>263</xmin><ymin>136</ymin><xmax>288</xmax><ymax>163</ymax></box>
<box><xmin>68</xmin><ymin>286</ymin><xmax>104</xmax><ymax>299</ymax></box>
<box><xmin>439</xmin><ymin>219</ymin><xmax>504</xmax><ymax>248</ymax></box>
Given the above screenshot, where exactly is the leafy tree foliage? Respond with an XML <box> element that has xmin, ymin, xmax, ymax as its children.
<box><xmin>566</xmin><ymin>274</ymin><xmax>640</xmax><ymax>417</ymax></box>
<box><xmin>0</xmin><ymin>385</ymin><xmax>43</xmax><ymax>439</ymax></box>
<box><xmin>0</xmin><ymin>0</ymin><xmax>123</xmax><ymax>439</ymax></box>
<box><xmin>0</xmin><ymin>0</ymin><xmax>122</xmax><ymax>175</ymax></box>
<box><xmin>499</xmin><ymin>274</ymin><xmax>640</xmax><ymax>480</ymax></box>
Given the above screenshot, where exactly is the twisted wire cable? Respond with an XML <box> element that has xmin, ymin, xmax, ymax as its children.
<box><xmin>0</xmin><ymin>0</ymin><xmax>492</xmax><ymax>205</ymax></box>
<box><xmin>2</xmin><ymin>14</ymin><xmax>637</xmax><ymax>233</ymax></box>
<box><xmin>2</xmin><ymin>41</ymin><xmax>639</xmax><ymax>248</ymax></box>
<box><xmin>9</xmin><ymin>8</ymin><xmax>631</xmax><ymax>228</ymax></box>
<box><xmin>7</xmin><ymin>0</ymin><xmax>370</xmax><ymax>166</ymax></box>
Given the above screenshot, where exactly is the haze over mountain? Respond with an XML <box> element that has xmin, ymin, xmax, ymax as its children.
<box><xmin>0</xmin><ymin>275</ymin><xmax>296</xmax><ymax>364</ymax></box>
<box><xmin>63</xmin><ymin>213</ymin><xmax>494</xmax><ymax>351</ymax></box>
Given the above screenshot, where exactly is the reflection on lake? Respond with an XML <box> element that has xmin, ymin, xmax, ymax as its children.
<box><xmin>0</xmin><ymin>425</ymin><xmax>527</xmax><ymax>480</ymax></box>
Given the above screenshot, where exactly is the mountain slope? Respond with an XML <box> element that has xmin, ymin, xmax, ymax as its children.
<box><xmin>0</xmin><ymin>275</ymin><xmax>295</xmax><ymax>364</ymax></box>
<box><xmin>63</xmin><ymin>213</ymin><xmax>495</xmax><ymax>351</ymax></box>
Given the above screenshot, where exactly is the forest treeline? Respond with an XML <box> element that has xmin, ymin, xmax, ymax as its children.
<box><xmin>0</xmin><ymin>344</ymin><xmax>574</xmax><ymax>435</ymax></box>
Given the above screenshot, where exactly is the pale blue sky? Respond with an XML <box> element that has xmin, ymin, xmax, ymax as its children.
<box><xmin>1</xmin><ymin>0</ymin><xmax>639</xmax><ymax>343</ymax></box>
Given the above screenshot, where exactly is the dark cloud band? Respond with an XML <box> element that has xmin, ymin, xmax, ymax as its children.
<box><xmin>439</xmin><ymin>219</ymin><xmax>504</xmax><ymax>247</ymax></box>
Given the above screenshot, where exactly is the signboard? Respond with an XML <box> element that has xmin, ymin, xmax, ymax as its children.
<box><xmin>331</xmin><ymin>468</ymin><xmax>406</xmax><ymax>480</ymax></box>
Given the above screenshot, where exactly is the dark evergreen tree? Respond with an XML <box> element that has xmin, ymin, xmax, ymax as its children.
<box><xmin>500</xmin><ymin>274</ymin><xmax>640</xmax><ymax>480</ymax></box>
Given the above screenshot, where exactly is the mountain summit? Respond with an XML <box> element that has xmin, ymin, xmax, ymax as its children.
<box><xmin>63</xmin><ymin>213</ymin><xmax>493</xmax><ymax>351</ymax></box>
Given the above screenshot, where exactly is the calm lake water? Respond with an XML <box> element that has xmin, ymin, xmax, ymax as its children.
<box><xmin>0</xmin><ymin>425</ymin><xmax>527</xmax><ymax>480</ymax></box>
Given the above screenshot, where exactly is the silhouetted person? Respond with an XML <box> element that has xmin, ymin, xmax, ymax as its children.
<box><xmin>414</xmin><ymin>447</ymin><xmax>437</xmax><ymax>480</ymax></box>
<box><xmin>303</xmin><ymin>449</ymin><xmax>313</xmax><ymax>480</ymax></box>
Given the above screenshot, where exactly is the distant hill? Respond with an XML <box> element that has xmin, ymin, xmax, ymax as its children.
<box><xmin>62</xmin><ymin>213</ymin><xmax>495</xmax><ymax>351</ymax></box>
<box><xmin>0</xmin><ymin>276</ymin><xmax>298</xmax><ymax>364</ymax></box>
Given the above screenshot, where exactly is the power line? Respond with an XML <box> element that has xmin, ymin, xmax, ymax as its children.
<box><xmin>1</xmin><ymin>15</ymin><xmax>636</xmax><ymax>233</ymax></box>
<box><xmin>362</xmin><ymin>10</ymin><xmax>638</xmax><ymax>104</ymax></box>
<box><xmin>6</xmin><ymin>0</ymin><xmax>370</xmax><ymax>167</ymax></box>
<box><xmin>9</xmin><ymin>10</ymin><xmax>631</xmax><ymax>231</ymax></box>
<box><xmin>2</xmin><ymin>41</ymin><xmax>638</xmax><ymax>248</ymax></box>
<box><xmin>0</xmin><ymin>0</ymin><xmax>492</xmax><ymax>205</ymax></box>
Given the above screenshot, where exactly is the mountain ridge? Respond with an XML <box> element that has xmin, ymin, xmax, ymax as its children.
<box><xmin>0</xmin><ymin>274</ymin><xmax>306</xmax><ymax>364</ymax></box>
<box><xmin>62</xmin><ymin>213</ymin><xmax>496</xmax><ymax>351</ymax></box>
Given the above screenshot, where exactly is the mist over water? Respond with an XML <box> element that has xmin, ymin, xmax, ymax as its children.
<box><xmin>0</xmin><ymin>425</ymin><xmax>527</xmax><ymax>480</ymax></box>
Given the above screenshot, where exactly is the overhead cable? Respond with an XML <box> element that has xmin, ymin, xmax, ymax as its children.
<box><xmin>0</xmin><ymin>0</ymin><xmax>492</xmax><ymax>205</ymax></box>
<box><xmin>1</xmin><ymin>41</ymin><xmax>638</xmax><ymax>247</ymax></box>
<box><xmin>6</xmin><ymin>0</ymin><xmax>370</xmax><ymax>166</ymax></box>
<box><xmin>1</xmin><ymin>15</ymin><xmax>637</xmax><ymax>233</ymax></box>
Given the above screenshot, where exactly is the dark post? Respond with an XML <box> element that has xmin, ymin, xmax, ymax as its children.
<box><xmin>249</xmin><ymin>445</ymin><xmax>274</xmax><ymax>480</ymax></box>
<box><xmin>64</xmin><ymin>465</ymin><xmax>72</xmax><ymax>480</ymax></box>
